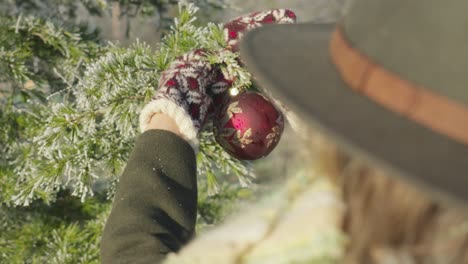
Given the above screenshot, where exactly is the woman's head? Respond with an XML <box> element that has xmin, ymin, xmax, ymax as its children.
<box><xmin>238</xmin><ymin>0</ymin><xmax>468</xmax><ymax>262</ymax></box>
<box><xmin>305</xmin><ymin>128</ymin><xmax>468</xmax><ymax>264</ymax></box>
<box><xmin>240</xmin><ymin>0</ymin><xmax>468</xmax><ymax>205</ymax></box>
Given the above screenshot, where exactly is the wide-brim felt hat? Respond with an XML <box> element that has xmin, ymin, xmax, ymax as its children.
<box><xmin>239</xmin><ymin>0</ymin><xmax>468</xmax><ymax>206</ymax></box>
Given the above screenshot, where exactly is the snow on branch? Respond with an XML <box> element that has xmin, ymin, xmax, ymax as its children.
<box><xmin>8</xmin><ymin>2</ymin><xmax>254</xmax><ymax>206</ymax></box>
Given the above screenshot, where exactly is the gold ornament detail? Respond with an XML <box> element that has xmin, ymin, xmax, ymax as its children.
<box><xmin>232</xmin><ymin>128</ymin><xmax>253</xmax><ymax>149</ymax></box>
<box><xmin>266</xmin><ymin>126</ymin><xmax>281</xmax><ymax>148</ymax></box>
<box><xmin>227</xmin><ymin>101</ymin><xmax>243</xmax><ymax>118</ymax></box>
<box><xmin>221</xmin><ymin>101</ymin><xmax>243</xmax><ymax>127</ymax></box>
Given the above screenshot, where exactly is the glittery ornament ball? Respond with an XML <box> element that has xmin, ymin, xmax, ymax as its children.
<box><xmin>213</xmin><ymin>91</ymin><xmax>284</xmax><ymax>160</ymax></box>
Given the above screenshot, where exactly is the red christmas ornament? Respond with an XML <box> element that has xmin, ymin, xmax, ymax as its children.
<box><xmin>213</xmin><ymin>91</ymin><xmax>284</xmax><ymax>160</ymax></box>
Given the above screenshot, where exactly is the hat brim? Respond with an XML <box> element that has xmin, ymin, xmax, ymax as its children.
<box><xmin>240</xmin><ymin>23</ymin><xmax>468</xmax><ymax>206</ymax></box>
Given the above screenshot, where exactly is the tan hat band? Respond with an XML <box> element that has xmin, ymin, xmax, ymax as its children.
<box><xmin>329</xmin><ymin>26</ymin><xmax>468</xmax><ymax>146</ymax></box>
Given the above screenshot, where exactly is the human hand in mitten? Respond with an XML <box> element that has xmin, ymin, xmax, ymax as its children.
<box><xmin>139</xmin><ymin>49</ymin><xmax>215</xmax><ymax>150</ymax></box>
<box><xmin>222</xmin><ymin>9</ymin><xmax>304</xmax><ymax>135</ymax></box>
<box><xmin>208</xmin><ymin>9</ymin><xmax>297</xmax><ymax>111</ymax></box>
<box><xmin>139</xmin><ymin>9</ymin><xmax>297</xmax><ymax>150</ymax></box>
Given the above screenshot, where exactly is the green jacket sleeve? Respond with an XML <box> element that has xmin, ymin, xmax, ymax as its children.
<box><xmin>100</xmin><ymin>130</ymin><xmax>198</xmax><ymax>264</ymax></box>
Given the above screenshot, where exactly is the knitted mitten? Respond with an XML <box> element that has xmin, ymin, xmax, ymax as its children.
<box><xmin>224</xmin><ymin>9</ymin><xmax>297</xmax><ymax>52</ymax></box>
<box><xmin>207</xmin><ymin>9</ymin><xmax>298</xmax><ymax>112</ymax></box>
<box><xmin>139</xmin><ymin>10</ymin><xmax>297</xmax><ymax>150</ymax></box>
<box><xmin>222</xmin><ymin>9</ymin><xmax>300</xmax><ymax>134</ymax></box>
<box><xmin>139</xmin><ymin>49</ymin><xmax>214</xmax><ymax>149</ymax></box>
<box><xmin>212</xmin><ymin>8</ymin><xmax>297</xmax><ymax>88</ymax></box>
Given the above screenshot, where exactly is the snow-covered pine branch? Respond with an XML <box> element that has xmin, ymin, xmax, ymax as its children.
<box><xmin>10</xmin><ymin>2</ymin><xmax>255</xmax><ymax>206</ymax></box>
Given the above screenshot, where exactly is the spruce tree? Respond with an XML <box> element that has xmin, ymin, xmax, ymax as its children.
<box><xmin>0</xmin><ymin>2</ymin><xmax>255</xmax><ymax>262</ymax></box>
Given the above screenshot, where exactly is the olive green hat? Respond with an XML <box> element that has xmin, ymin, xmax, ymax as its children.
<box><xmin>240</xmin><ymin>0</ymin><xmax>468</xmax><ymax>206</ymax></box>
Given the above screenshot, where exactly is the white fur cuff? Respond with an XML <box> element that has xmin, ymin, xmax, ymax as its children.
<box><xmin>139</xmin><ymin>99</ymin><xmax>199</xmax><ymax>151</ymax></box>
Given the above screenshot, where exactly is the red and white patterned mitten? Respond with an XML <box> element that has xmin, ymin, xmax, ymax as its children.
<box><xmin>224</xmin><ymin>9</ymin><xmax>297</xmax><ymax>52</ymax></box>
<box><xmin>139</xmin><ymin>50</ymin><xmax>214</xmax><ymax>149</ymax></box>
<box><xmin>206</xmin><ymin>9</ymin><xmax>298</xmax><ymax>113</ymax></box>
<box><xmin>222</xmin><ymin>9</ymin><xmax>301</xmax><ymax>134</ymax></box>
<box><xmin>140</xmin><ymin>9</ymin><xmax>298</xmax><ymax>149</ymax></box>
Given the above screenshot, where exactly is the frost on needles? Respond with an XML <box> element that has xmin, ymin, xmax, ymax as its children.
<box><xmin>2</xmin><ymin>2</ymin><xmax>255</xmax><ymax>207</ymax></box>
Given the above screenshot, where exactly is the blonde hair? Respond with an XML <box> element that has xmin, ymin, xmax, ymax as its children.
<box><xmin>304</xmin><ymin>128</ymin><xmax>468</xmax><ymax>264</ymax></box>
